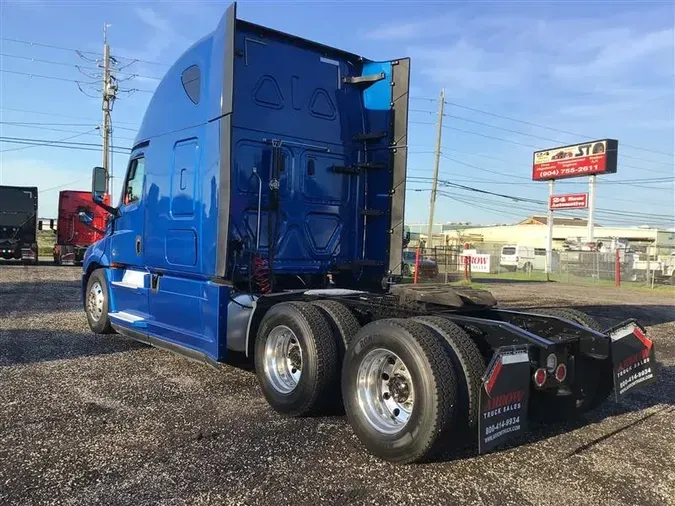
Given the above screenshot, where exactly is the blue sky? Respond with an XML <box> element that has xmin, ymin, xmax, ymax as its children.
<box><xmin>0</xmin><ymin>0</ymin><xmax>673</xmax><ymax>228</ymax></box>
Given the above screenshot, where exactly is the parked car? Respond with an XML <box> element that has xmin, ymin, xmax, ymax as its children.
<box><xmin>402</xmin><ymin>250</ymin><xmax>439</xmax><ymax>279</ymax></box>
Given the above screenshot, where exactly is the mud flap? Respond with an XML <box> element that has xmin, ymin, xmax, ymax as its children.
<box><xmin>478</xmin><ymin>346</ymin><xmax>530</xmax><ymax>454</ymax></box>
<box><xmin>608</xmin><ymin>320</ymin><xmax>656</xmax><ymax>401</ymax></box>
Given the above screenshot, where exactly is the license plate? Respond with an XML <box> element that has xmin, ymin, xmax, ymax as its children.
<box><xmin>478</xmin><ymin>346</ymin><xmax>530</xmax><ymax>454</ymax></box>
<box><xmin>608</xmin><ymin>320</ymin><xmax>656</xmax><ymax>400</ymax></box>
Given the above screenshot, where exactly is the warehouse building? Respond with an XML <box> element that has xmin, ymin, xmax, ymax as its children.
<box><xmin>411</xmin><ymin>217</ymin><xmax>675</xmax><ymax>253</ymax></box>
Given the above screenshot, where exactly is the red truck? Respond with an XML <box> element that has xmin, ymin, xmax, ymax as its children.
<box><xmin>53</xmin><ymin>190</ymin><xmax>109</xmax><ymax>265</ymax></box>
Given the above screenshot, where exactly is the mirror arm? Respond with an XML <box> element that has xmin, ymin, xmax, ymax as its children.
<box><xmin>93</xmin><ymin>197</ymin><xmax>120</xmax><ymax>217</ymax></box>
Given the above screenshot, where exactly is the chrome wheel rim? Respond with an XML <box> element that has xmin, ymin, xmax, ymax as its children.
<box><xmin>356</xmin><ymin>348</ymin><xmax>415</xmax><ymax>435</ymax></box>
<box><xmin>263</xmin><ymin>325</ymin><xmax>303</xmax><ymax>394</ymax></box>
<box><xmin>87</xmin><ymin>281</ymin><xmax>104</xmax><ymax>322</ymax></box>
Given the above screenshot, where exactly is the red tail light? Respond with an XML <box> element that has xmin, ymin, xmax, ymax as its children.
<box><xmin>555</xmin><ymin>363</ymin><xmax>567</xmax><ymax>382</ymax></box>
<box><xmin>533</xmin><ymin>368</ymin><xmax>547</xmax><ymax>387</ymax></box>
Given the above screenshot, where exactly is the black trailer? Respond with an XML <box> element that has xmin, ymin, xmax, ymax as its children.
<box><xmin>0</xmin><ymin>185</ymin><xmax>39</xmax><ymax>264</ymax></box>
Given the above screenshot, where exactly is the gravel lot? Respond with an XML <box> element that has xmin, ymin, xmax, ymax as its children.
<box><xmin>1</xmin><ymin>264</ymin><xmax>674</xmax><ymax>506</ymax></box>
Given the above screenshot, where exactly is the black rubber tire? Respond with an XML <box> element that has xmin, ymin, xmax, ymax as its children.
<box><xmin>254</xmin><ymin>302</ymin><xmax>339</xmax><ymax>417</ymax></box>
<box><xmin>527</xmin><ymin>307</ymin><xmax>613</xmax><ymax>421</ymax></box>
<box><xmin>84</xmin><ymin>268</ymin><xmax>115</xmax><ymax>334</ymax></box>
<box><xmin>310</xmin><ymin>300</ymin><xmax>360</xmax><ymax>360</ymax></box>
<box><xmin>412</xmin><ymin>316</ymin><xmax>486</xmax><ymax>431</ymax></box>
<box><xmin>311</xmin><ymin>300</ymin><xmax>361</xmax><ymax>412</ymax></box>
<box><xmin>342</xmin><ymin>318</ymin><xmax>459</xmax><ymax>464</ymax></box>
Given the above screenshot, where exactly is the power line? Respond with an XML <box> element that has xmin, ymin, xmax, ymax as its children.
<box><xmin>445</xmin><ymin>111</ymin><xmax>674</xmax><ymax>170</ymax></box>
<box><xmin>0</xmin><ymin>52</ymin><xmax>162</xmax><ymax>81</ymax></box>
<box><xmin>408</xmin><ymin>185</ymin><xmax>673</xmax><ymax>227</ymax></box>
<box><xmin>439</xmin><ymin>152</ymin><xmax>530</xmax><ymax>181</ymax></box>
<box><xmin>0</xmin><ymin>68</ymin><xmax>97</xmax><ymax>85</ymax></box>
<box><xmin>38</xmin><ymin>177</ymin><xmax>90</xmax><ymax>194</ymax></box>
<box><xmin>0</xmin><ymin>69</ymin><xmax>155</xmax><ymax>94</ymax></box>
<box><xmin>444</xmin><ymin>100</ymin><xmax>675</xmax><ymax>159</ymax></box>
<box><xmin>0</xmin><ymin>121</ymin><xmax>95</xmax><ymax>127</ymax></box>
<box><xmin>439</xmin><ymin>151</ymin><xmax>674</xmax><ymax>187</ymax></box>
<box><xmin>411</xmin><ymin>95</ymin><xmax>674</xmax><ymax>160</ymax></box>
<box><xmin>0</xmin><ymin>129</ymin><xmax>98</xmax><ymax>153</ymax></box>
<box><xmin>0</xmin><ymin>135</ymin><xmax>130</xmax><ymax>150</ymax></box>
<box><xmin>0</xmin><ymin>36</ymin><xmax>169</xmax><ymax>67</ymax></box>
<box><xmin>407</xmin><ymin>177</ymin><xmax>675</xmax><ymax>220</ymax></box>
<box><xmin>0</xmin><ymin>122</ymin><xmax>136</xmax><ymax>141</ymax></box>
<box><xmin>437</xmin><ymin>122</ymin><xmax>673</xmax><ymax>175</ymax></box>
<box><xmin>0</xmin><ymin>106</ymin><xmax>138</xmax><ymax>126</ymax></box>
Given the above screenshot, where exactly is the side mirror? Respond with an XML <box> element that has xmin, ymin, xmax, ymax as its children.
<box><xmin>78</xmin><ymin>211</ymin><xmax>94</xmax><ymax>224</ymax></box>
<box><xmin>92</xmin><ymin>166</ymin><xmax>108</xmax><ymax>202</ymax></box>
<box><xmin>90</xmin><ymin>166</ymin><xmax>120</xmax><ymax>217</ymax></box>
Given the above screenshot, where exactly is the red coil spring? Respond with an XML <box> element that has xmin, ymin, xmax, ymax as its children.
<box><xmin>252</xmin><ymin>255</ymin><xmax>272</xmax><ymax>294</ymax></box>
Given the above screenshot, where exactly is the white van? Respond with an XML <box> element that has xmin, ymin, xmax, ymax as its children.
<box><xmin>500</xmin><ymin>244</ymin><xmax>535</xmax><ymax>272</ymax></box>
<box><xmin>533</xmin><ymin>248</ymin><xmax>548</xmax><ymax>271</ymax></box>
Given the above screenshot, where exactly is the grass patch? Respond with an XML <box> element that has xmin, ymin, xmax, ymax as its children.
<box><xmin>37</xmin><ymin>230</ymin><xmax>56</xmax><ymax>257</ymax></box>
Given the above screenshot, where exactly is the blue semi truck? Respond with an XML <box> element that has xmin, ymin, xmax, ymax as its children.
<box><xmin>81</xmin><ymin>3</ymin><xmax>656</xmax><ymax>463</ymax></box>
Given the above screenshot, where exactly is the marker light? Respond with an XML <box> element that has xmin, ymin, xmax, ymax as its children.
<box><xmin>533</xmin><ymin>368</ymin><xmax>547</xmax><ymax>387</ymax></box>
<box><xmin>555</xmin><ymin>363</ymin><xmax>567</xmax><ymax>382</ymax></box>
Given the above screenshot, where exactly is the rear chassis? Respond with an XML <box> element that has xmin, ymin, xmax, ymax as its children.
<box><xmin>252</xmin><ymin>285</ymin><xmax>610</xmax><ymax>392</ymax></box>
<box><xmin>246</xmin><ymin>283</ymin><xmax>655</xmax><ymax>458</ymax></box>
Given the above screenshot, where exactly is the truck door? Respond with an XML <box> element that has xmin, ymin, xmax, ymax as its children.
<box><xmin>107</xmin><ymin>154</ymin><xmax>150</xmax><ymax>331</ymax></box>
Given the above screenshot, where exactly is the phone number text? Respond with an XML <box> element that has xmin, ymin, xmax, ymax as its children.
<box><xmin>535</xmin><ymin>164</ymin><xmax>601</xmax><ymax>179</ymax></box>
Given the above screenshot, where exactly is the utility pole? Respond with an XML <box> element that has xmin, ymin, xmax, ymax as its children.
<box><xmin>101</xmin><ymin>24</ymin><xmax>115</xmax><ymax>199</ymax></box>
<box><xmin>426</xmin><ymin>88</ymin><xmax>445</xmax><ymax>249</ymax></box>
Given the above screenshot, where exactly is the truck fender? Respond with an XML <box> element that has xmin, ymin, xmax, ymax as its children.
<box><xmin>242</xmin><ymin>290</ymin><xmax>310</xmax><ymax>357</ymax></box>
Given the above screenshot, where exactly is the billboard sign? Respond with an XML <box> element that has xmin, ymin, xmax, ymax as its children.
<box><xmin>549</xmin><ymin>193</ymin><xmax>588</xmax><ymax>210</ymax></box>
<box><xmin>532</xmin><ymin>139</ymin><xmax>618</xmax><ymax>181</ymax></box>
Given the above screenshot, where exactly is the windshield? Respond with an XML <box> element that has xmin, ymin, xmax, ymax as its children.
<box><xmin>403</xmin><ymin>251</ymin><xmax>417</xmax><ymax>262</ymax></box>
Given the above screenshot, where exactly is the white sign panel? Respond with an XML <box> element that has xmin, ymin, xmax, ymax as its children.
<box><xmin>461</xmin><ymin>253</ymin><xmax>491</xmax><ymax>273</ymax></box>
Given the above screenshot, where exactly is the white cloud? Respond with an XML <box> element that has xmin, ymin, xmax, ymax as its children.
<box><xmin>364</xmin><ymin>21</ymin><xmax>437</xmax><ymax>41</ymax></box>
<box><xmin>367</xmin><ymin>9</ymin><xmax>673</xmax><ymax>99</ymax></box>
<box><xmin>408</xmin><ymin>40</ymin><xmax>531</xmax><ymax>92</ymax></box>
<box><xmin>552</xmin><ymin>28</ymin><xmax>675</xmax><ymax>80</ymax></box>
<box><xmin>112</xmin><ymin>7</ymin><xmax>193</xmax><ymax>92</ymax></box>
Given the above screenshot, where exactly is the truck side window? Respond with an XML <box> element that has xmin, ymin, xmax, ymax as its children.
<box><xmin>123</xmin><ymin>157</ymin><xmax>146</xmax><ymax>205</ymax></box>
<box><xmin>181</xmin><ymin>65</ymin><xmax>200</xmax><ymax>104</ymax></box>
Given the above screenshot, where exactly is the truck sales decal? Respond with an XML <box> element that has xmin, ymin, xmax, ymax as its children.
<box><xmin>609</xmin><ymin>321</ymin><xmax>656</xmax><ymax>401</ymax></box>
<box><xmin>532</xmin><ymin>139</ymin><xmax>618</xmax><ymax>181</ymax></box>
<box><xmin>478</xmin><ymin>347</ymin><xmax>530</xmax><ymax>454</ymax></box>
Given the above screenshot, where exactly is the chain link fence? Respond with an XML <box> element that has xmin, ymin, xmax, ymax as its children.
<box><xmin>402</xmin><ymin>243</ymin><xmax>675</xmax><ymax>290</ymax></box>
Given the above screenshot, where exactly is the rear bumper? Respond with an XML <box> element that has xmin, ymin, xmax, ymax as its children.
<box><xmin>477</xmin><ymin>318</ymin><xmax>656</xmax><ymax>453</ymax></box>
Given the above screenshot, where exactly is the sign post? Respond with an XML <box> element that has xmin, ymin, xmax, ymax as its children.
<box><xmin>546</xmin><ymin>180</ymin><xmax>555</xmax><ymax>279</ymax></box>
<box><xmin>588</xmin><ymin>175</ymin><xmax>597</xmax><ymax>242</ymax></box>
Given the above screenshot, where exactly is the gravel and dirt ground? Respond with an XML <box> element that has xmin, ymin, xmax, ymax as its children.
<box><xmin>1</xmin><ymin>264</ymin><xmax>674</xmax><ymax>506</ymax></box>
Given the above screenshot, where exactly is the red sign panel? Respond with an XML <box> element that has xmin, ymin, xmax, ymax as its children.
<box><xmin>533</xmin><ymin>139</ymin><xmax>618</xmax><ymax>181</ymax></box>
<box><xmin>549</xmin><ymin>193</ymin><xmax>588</xmax><ymax>210</ymax></box>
